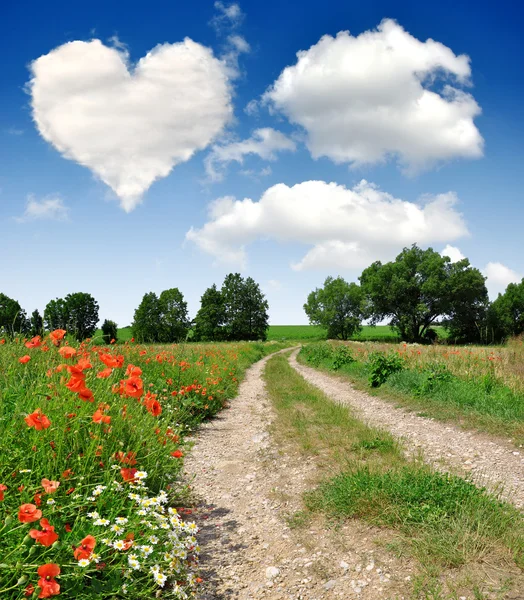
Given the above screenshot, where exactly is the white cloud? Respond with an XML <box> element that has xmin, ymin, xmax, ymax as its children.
<box><xmin>15</xmin><ymin>194</ymin><xmax>69</xmax><ymax>222</ymax></box>
<box><xmin>186</xmin><ymin>179</ymin><xmax>468</xmax><ymax>269</ymax></box>
<box><xmin>483</xmin><ymin>262</ymin><xmax>522</xmax><ymax>298</ymax></box>
<box><xmin>211</xmin><ymin>1</ymin><xmax>244</xmax><ymax>31</ymax></box>
<box><xmin>441</xmin><ymin>244</ymin><xmax>465</xmax><ymax>263</ymax></box>
<box><xmin>29</xmin><ymin>39</ymin><xmax>233</xmax><ymax>212</ymax></box>
<box><xmin>262</xmin><ymin>19</ymin><xmax>483</xmax><ymax>173</ymax></box>
<box><xmin>267</xmin><ymin>279</ymin><xmax>282</xmax><ymax>290</ymax></box>
<box><xmin>205</xmin><ymin>128</ymin><xmax>296</xmax><ymax>181</ymax></box>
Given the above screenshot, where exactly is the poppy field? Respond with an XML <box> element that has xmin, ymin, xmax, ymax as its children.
<box><xmin>0</xmin><ymin>332</ymin><xmax>280</xmax><ymax>599</ymax></box>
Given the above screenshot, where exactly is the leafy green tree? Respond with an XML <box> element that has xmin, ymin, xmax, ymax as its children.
<box><xmin>360</xmin><ymin>245</ymin><xmax>488</xmax><ymax>343</ymax></box>
<box><xmin>64</xmin><ymin>292</ymin><xmax>99</xmax><ymax>341</ymax></box>
<box><xmin>44</xmin><ymin>298</ymin><xmax>69</xmax><ymax>331</ymax></box>
<box><xmin>0</xmin><ymin>293</ymin><xmax>28</xmax><ymax>336</ymax></box>
<box><xmin>487</xmin><ymin>279</ymin><xmax>524</xmax><ymax>342</ymax></box>
<box><xmin>30</xmin><ymin>309</ymin><xmax>44</xmax><ymax>337</ymax></box>
<box><xmin>158</xmin><ymin>288</ymin><xmax>190</xmax><ymax>343</ymax></box>
<box><xmin>304</xmin><ymin>277</ymin><xmax>365</xmax><ymax>340</ymax></box>
<box><xmin>221</xmin><ymin>274</ymin><xmax>269</xmax><ymax>341</ymax></box>
<box><xmin>101</xmin><ymin>319</ymin><xmax>118</xmax><ymax>345</ymax></box>
<box><xmin>132</xmin><ymin>292</ymin><xmax>162</xmax><ymax>343</ymax></box>
<box><xmin>193</xmin><ymin>284</ymin><xmax>225</xmax><ymax>342</ymax></box>
<box><xmin>443</xmin><ymin>262</ymin><xmax>489</xmax><ymax>344</ymax></box>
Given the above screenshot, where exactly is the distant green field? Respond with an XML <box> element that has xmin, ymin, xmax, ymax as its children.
<box><xmin>94</xmin><ymin>324</ymin><xmax>446</xmax><ymax>344</ymax></box>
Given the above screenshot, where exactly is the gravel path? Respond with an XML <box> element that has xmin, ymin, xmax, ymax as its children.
<box><xmin>289</xmin><ymin>349</ymin><xmax>524</xmax><ymax>509</ymax></box>
<box><xmin>184</xmin><ymin>350</ymin><xmax>415</xmax><ymax>599</ymax></box>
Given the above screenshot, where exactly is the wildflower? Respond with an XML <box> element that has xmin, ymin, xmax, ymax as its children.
<box><xmin>99</xmin><ymin>352</ymin><xmax>124</xmax><ymax>369</ymax></box>
<box><xmin>19</xmin><ymin>355</ymin><xmax>31</xmax><ymax>364</ymax></box>
<box><xmin>58</xmin><ymin>346</ymin><xmax>77</xmax><ymax>359</ymax></box>
<box><xmin>125</xmin><ymin>364</ymin><xmax>143</xmax><ymax>377</ymax></box>
<box><xmin>18</xmin><ymin>503</ymin><xmax>42</xmax><ymax>523</ymax></box>
<box><xmin>110</xmin><ymin>524</ymin><xmax>123</xmax><ymax>534</ymax></box>
<box><xmin>77</xmin><ymin>387</ymin><xmax>94</xmax><ymax>403</ymax></box>
<box><xmin>171</xmin><ymin>450</ymin><xmax>183</xmax><ymax>458</ymax></box>
<box><xmin>78</xmin><ymin>559</ymin><xmax>90</xmax><ymax>567</ymax></box>
<box><xmin>87</xmin><ymin>511</ymin><xmax>100</xmax><ymax>519</ymax></box>
<box><xmin>122</xmin><ymin>376</ymin><xmax>144</xmax><ymax>399</ymax></box>
<box><xmin>37</xmin><ymin>563</ymin><xmax>60</xmax><ymax>598</ymax></box>
<box><xmin>115</xmin><ymin>517</ymin><xmax>128</xmax><ymax>525</ymax></box>
<box><xmin>97</xmin><ymin>367</ymin><xmax>112</xmax><ymax>379</ymax></box>
<box><xmin>25</xmin><ymin>335</ymin><xmax>42</xmax><ymax>349</ymax></box>
<box><xmin>29</xmin><ymin>518</ymin><xmax>59</xmax><ymax>547</ymax></box>
<box><xmin>140</xmin><ymin>545</ymin><xmax>153</xmax><ymax>557</ymax></box>
<box><xmin>153</xmin><ymin>570</ymin><xmax>167</xmax><ymax>587</ymax></box>
<box><xmin>114</xmin><ymin>451</ymin><xmax>137</xmax><ymax>465</ymax></box>
<box><xmin>25</xmin><ymin>409</ymin><xmax>51</xmax><ymax>430</ymax></box>
<box><xmin>134</xmin><ymin>470</ymin><xmax>147</xmax><ymax>480</ymax></box>
<box><xmin>0</xmin><ymin>483</ymin><xmax>7</xmax><ymax>501</ymax></box>
<box><xmin>41</xmin><ymin>479</ymin><xmax>60</xmax><ymax>494</ymax></box>
<box><xmin>113</xmin><ymin>539</ymin><xmax>126</xmax><ymax>550</ymax></box>
<box><xmin>62</xmin><ymin>469</ymin><xmax>73</xmax><ymax>479</ymax></box>
<box><xmin>46</xmin><ymin>498</ymin><xmax>55</xmax><ymax>506</ymax></box>
<box><xmin>73</xmin><ymin>535</ymin><xmax>96</xmax><ymax>560</ymax></box>
<box><xmin>92</xmin><ymin>409</ymin><xmax>111</xmax><ymax>424</ymax></box>
<box><xmin>24</xmin><ymin>583</ymin><xmax>35</xmax><ymax>596</ymax></box>
<box><xmin>34</xmin><ymin>493</ymin><xmax>43</xmax><ymax>506</ymax></box>
<box><xmin>120</xmin><ymin>468</ymin><xmax>138</xmax><ymax>482</ymax></box>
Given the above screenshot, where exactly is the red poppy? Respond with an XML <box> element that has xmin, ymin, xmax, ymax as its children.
<box><xmin>73</xmin><ymin>534</ymin><xmax>96</xmax><ymax>560</ymax></box>
<box><xmin>92</xmin><ymin>409</ymin><xmax>111</xmax><ymax>424</ymax></box>
<box><xmin>24</xmin><ymin>584</ymin><xmax>35</xmax><ymax>596</ymax></box>
<box><xmin>114</xmin><ymin>451</ymin><xmax>137</xmax><ymax>466</ymax></box>
<box><xmin>145</xmin><ymin>398</ymin><xmax>162</xmax><ymax>417</ymax></box>
<box><xmin>49</xmin><ymin>329</ymin><xmax>67</xmax><ymax>346</ymax></box>
<box><xmin>18</xmin><ymin>503</ymin><xmax>43</xmax><ymax>523</ymax></box>
<box><xmin>30</xmin><ymin>518</ymin><xmax>59</xmax><ymax>547</ymax></box>
<box><xmin>120</xmin><ymin>468</ymin><xmax>138</xmax><ymax>482</ymax></box>
<box><xmin>96</xmin><ymin>367</ymin><xmax>112</xmax><ymax>379</ymax></box>
<box><xmin>0</xmin><ymin>483</ymin><xmax>7</xmax><ymax>501</ymax></box>
<box><xmin>65</xmin><ymin>375</ymin><xmax>85</xmax><ymax>392</ymax></box>
<box><xmin>171</xmin><ymin>450</ymin><xmax>183</xmax><ymax>458</ymax></box>
<box><xmin>65</xmin><ymin>523</ymin><xmax>72</xmax><ymax>532</ymax></box>
<box><xmin>41</xmin><ymin>479</ymin><xmax>60</xmax><ymax>494</ymax></box>
<box><xmin>58</xmin><ymin>346</ymin><xmax>76</xmax><ymax>359</ymax></box>
<box><xmin>34</xmin><ymin>493</ymin><xmax>43</xmax><ymax>507</ymax></box>
<box><xmin>19</xmin><ymin>355</ymin><xmax>31</xmax><ymax>364</ymax></box>
<box><xmin>37</xmin><ymin>563</ymin><xmax>60</xmax><ymax>598</ymax></box>
<box><xmin>62</xmin><ymin>469</ymin><xmax>73</xmax><ymax>479</ymax></box>
<box><xmin>77</xmin><ymin>387</ymin><xmax>94</xmax><ymax>402</ymax></box>
<box><xmin>122</xmin><ymin>532</ymin><xmax>134</xmax><ymax>550</ymax></box>
<box><xmin>76</xmin><ymin>358</ymin><xmax>92</xmax><ymax>371</ymax></box>
<box><xmin>99</xmin><ymin>353</ymin><xmax>124</xmax><ymax>368</ymax></box>
<box><xmin>25</xmin><ymin>336</ymin><xmax>42</xmax><ymax>349</ymax></box>
<box><xmin>125</xmin><ymin>364</ymin><xmax>142</xmax><ymax>377</ymax></box>
<box><xmin>25</xmin><ymin>409</ymin><xmax>51</xmax><ymax>430</ymax></box>
<box><xmin>122</xmin><ymin>376</ymin><xmax>143</xmax><ymax>399</ymax></box>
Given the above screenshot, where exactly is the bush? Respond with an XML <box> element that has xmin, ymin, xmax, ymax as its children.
<box><xmin>414</xmin><ymin>362</ymin><xmax>453</xmax><ymax>397</ymax></box>
<box><xmin>101</xmin><ymin>319</ymin><xmax>118</xmax><ymax>345</ymax></box>
<box><xmin>368</xmin><ymin>351</ymin><xmax>404</xmax><ymax>387</ymax></box>
<box><xmin>332</xmin><ymin>345</ymin><xmax>356</xmax><ymax>370</ymax></box>
<box><xmin>301</xmin><ymin>342</ymin><xmax>333</xmax><ymax>367</ymax></box>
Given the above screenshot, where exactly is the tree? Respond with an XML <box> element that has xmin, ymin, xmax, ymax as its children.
<box><xmin>0</xmin><ymin>293</ymin><xmax>28</xmax><ymax>336</ymax></box>
<box><xmin>64</xmin><ymin>292</ymin><xmax>99</xmax><ymax>341</ymax></box>
<box><xmin>487</xmin><ymin>279</ymin><xmax>524</xmax><ymax>342</ymax></box>
<box><xmin>221</xmin><ymin>274</ymin><xmax>269</xmax><ymax>341</ymax></box>
<box><xmin>44</xmin><ymin>298</ymin><xmax>69</xmax><ymax>331</ymax></box>
<box><xmin>101</xmin><ymin>319</ymin><xmax>118</xmax><ymax>345</ymax></box>
<box><xmin>158</xmin><ymin>288</ymin><xmax>190</xmax><ymax>342</ymax></box>
<box><xmin>30</xmin><ymin>309</ymin><xmax>44</xmax><ymax>337</ymax></box>
<box><xmin>304</xmin><ymin>277</ymin><xmax>365</xmax><ymax>340</ymax></box>
<box><xmin>360</xmin><ymin>245</ymin><xmax>488</xmax><ymax>343</ymax></box>
<box><xmin>132</xmin><ymin>292</ymin><xmax>161</xmax><ymax>343</ymax></box>
<box><xmin>193</xmin><ymin>284</ymin><xmax>225</xmax><ymax>342</ymax></box>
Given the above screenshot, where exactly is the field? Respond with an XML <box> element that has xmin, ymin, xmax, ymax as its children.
<box><xmin>0</xmin><ymin>333</ymin><xmax>286</xmax><ymax>599</ymax></box>
<box><xmin>267</xmin><ymin>324</ymin><xmax>447</xmax><ymax>342</ymax></box>
<box><xmin>299</xmin><ymin>338</ymin><xmax>524</xmax><ymax>444</ymax></box>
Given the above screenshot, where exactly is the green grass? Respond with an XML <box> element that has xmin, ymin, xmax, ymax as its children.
<box><xmin>93</xmin><ymin>325</ymin><xmax>133</xmax><ymax>343</ymax></box>
<box><xmin>299</xmin><ymin>343</ymin><xmax>524</xmax><ymax>445</ymax></box>
<box><xmin>264</xmin><ymin>353</ymin><xmax>524</xmax><ymax>597</ymax></box>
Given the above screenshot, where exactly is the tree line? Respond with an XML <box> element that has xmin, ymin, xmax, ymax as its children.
<box><xmin>0</xmin><ymin>273</ymin><xmax>270</xmax><ymax>343</ymax></box>
<box><xmin>305</xmin><ymin>245</ymin><xmax>524</xmax><ymax>344</ymax></box>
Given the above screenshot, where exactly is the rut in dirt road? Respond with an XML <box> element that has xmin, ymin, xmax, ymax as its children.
<box><xmin>183</xmin><ymin>349</ymin><xmax>415</xmax><ymax>600</ymax></box>
<box><xmin>289</xmin><ymin>348</ymin><xmax>524</xmax><ymax>509</ymax></box>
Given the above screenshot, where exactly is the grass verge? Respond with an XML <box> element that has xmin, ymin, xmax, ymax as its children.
<box><xmin>299</xmin><ymin>343</ymin><xmax>524</xmax><ymax>446</ymax></box>
<box><xmin>264</xmin><ymin>353</ymin><xmax>524</xmax><ymax>597</ymax></box>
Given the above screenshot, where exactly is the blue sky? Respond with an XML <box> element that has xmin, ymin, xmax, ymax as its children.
<box><xmin>1</xmin><ymin>0</ymin><xmax>523</xmax><ymax>326</ymax></box>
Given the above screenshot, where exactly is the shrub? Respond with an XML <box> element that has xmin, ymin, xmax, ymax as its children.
<box><xmin>301</xmin><ymin>342</ymin><xmax>333</xmax><ymax>366</ymax></box>
<box><xmin>368</xmin><ymin>351</ymin><xmax>404</xmax><ymax>387</ymax></box>
<box><xmin>332</xmin><ymin>345</ymin><xmax>356</xmax><ymax>370</ymax></box>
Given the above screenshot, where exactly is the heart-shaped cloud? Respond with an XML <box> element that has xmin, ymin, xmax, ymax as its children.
<box><xmin>29</xmin><ymin>39</ymin><xmax>233</xmax><ymax>211</ymax></box>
